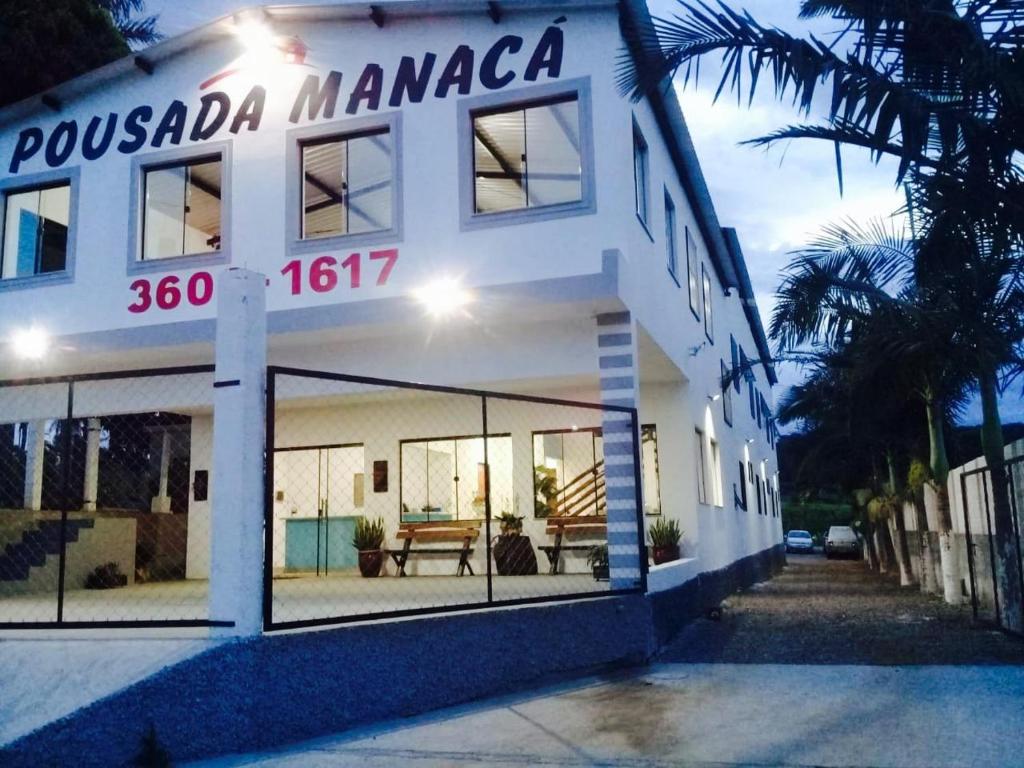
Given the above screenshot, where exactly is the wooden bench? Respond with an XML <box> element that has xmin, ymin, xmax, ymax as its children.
<box><xmin>385</xmin><ymin>520</ymin><xmax>480</xmax><ymax>577</ymax></box>
<box><xmin>539</xmin><ymin>515</ymin><xmax>607</xmax><ymax>575</ymax></box>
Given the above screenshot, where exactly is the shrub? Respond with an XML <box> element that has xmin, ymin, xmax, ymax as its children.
<box><xmin>352</xmin><ymin>516</ymin><xmax>386</xmax><ymax>551</ymax></box>
<box><xmin>648</xmin><ymin>517</ymin><xmax>682</xmax><ymax>547</ymax></box>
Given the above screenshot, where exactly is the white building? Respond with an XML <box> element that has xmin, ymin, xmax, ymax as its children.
<box><xmin>0</xmin><ymin>0</ymin><xmax>782</xmax><ymax>633</ymax></box>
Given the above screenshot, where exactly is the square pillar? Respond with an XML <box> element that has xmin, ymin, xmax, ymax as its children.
<box><xmin>83</xmin><ymin>418</ymin><xmax>101</xmax><ymax>511</ymax></box>
<box><xmin>595</xmin><ymin>311</ymin><xmax>644</xmax><ymax>590</ymax></box>
<box><xmin>209</xmin><ymin>268</ymin><xmax>267</xmax><ymax>637</ymax></box>
<box><xmin>150</xmin><ymin>430</ymin><xmax>172</xmax><ymax>513</ymax></box>
<box><xmin>23</xmin><ymin>420</ymin><xmax>46</xmax><ymax>511</ymax></box>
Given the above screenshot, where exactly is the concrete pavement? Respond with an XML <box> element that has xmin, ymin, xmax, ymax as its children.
<box><xmin>189</xmin><ymin>662</ymin><xmax>1024</xmax><ymax>768</ymax></box>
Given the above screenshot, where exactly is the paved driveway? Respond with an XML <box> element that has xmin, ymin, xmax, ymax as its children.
<box><xmin>190</xmin><ymin>556</ymin><xmax>1024</xmax><ymax>768</ymax></box>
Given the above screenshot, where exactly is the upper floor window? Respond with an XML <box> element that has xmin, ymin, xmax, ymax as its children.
<box><xmin>1</xmin><ymin>181</ymin><xmax>69</xmax><ymax>279</ymax></box>
<box><xmin>301</xmin><ymin>127</ymin><xmax>393</xmax><ymax>239</ymax></box>
<box><xmin>459</xmin><ymin>79</ymin><xmax>594</xmax><ymax>231</ymax></box>
<box><xmin>702</xmin><ymin>264</ymin><xmax>714</xmax><ymax>342</ymax></box>
<box><xmin>472</xmin><ymin>95</ymin><xmax>582</xmax><ymax>214</ymax></box>
<box><xmin>721</xmin><ymin>360</ymin><xmax>733</xmax><ymax>426</ymax></box>
<box><xmin>664</xmin><ymin>189</ymin><xmax>678</xmax><ymax>282</ymax></box>
<box><xmin>686</xmin><ymin>227</ymin><xmax>700</xmax><ymax>318</ymax></box>
<box><xmin>694</xmin><ymin>428</ymin><xmax>708</xmax><ymax>505</ymax></box>
<box><xmin>633</xmin><ymin>123</ymin><xmax>649</xmax><ymax>226</ymax></box>
<box><xmin>141</xmin><ymin>156</ymin><xmax>221</xmax><ymax>261</ymax></box>
<box><xmin>735</xmin><ymin>460</ymin><xmax>748</xmax><ymax>510</ymax></box>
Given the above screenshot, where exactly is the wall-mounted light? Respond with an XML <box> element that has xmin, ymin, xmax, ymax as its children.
<box><xmin>708</xmin><ymin>392</ymin><xmax>722</xmax><ymax>402</ymax></box>
<box><xmin>11</xmin><ymin>326</ymin><xmax>51</xmax><ymax>360</ymax></box>
<box><xmin>745</xmin><ymin>437</ymin><xmax>755</xmax><ymax>445</ymax></box>
<box><xmin>412</xmin><ymin>277</ymin><xmax>473</xmax><ymax>318</ymax></box>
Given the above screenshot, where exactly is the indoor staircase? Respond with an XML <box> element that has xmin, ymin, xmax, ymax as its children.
<box><xmin>551</xmin><ymin>461</ymin><xmax>606</xmax><ymax>517</ymax></box>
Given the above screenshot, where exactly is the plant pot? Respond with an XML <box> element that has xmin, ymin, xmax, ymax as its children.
<box><xmin>651</xmin><ymin>544</ymin><xmax>680</xmax><ymax>565</ymax></box>
<box><xmin>358</xmin><ymin>549</ymin><xmax>384</xmax><ymax>577</ymax></box>
<box><xmin>493</xmin><ymin>534</ymin><xmax>538</xmax><ymax>576</ymax></box>
<box><xmin>591</xmin><ymin>564</ymin><xmax>609</xmax><ymax>582</ymax></box>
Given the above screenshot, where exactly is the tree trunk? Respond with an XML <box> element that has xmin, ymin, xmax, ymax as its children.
<box><xmin>861</xmin><ymin>508</ymin><xmax>878</xmax><ymax>570</ymax></box>
<box><xmin>978</xmin><ymin>367</ymin><xmax>1024</xmax><ymax>634</ymax></box>
<box><xmin>926</xmin><ymin>399</ymin><xmax>960</xmax><ymax>604</ymax></box>
<box><xmin>889</xmin><ymin>506</ymin><xmax>914</xmax><ymax>587</ymax></box>
<box><xmin>913</xmin><ymin>492</ymin><xmax>937</xmax><ymax>594</ymax></box>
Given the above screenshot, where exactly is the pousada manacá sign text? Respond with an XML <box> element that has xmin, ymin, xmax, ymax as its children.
<box><xmin>7</xmin><ymin>25</ymin><xmax>565</xmax><ymax>173</ymax></box>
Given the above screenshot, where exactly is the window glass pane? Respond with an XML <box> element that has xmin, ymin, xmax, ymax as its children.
<box><xmin>532</xmin><ymin>428</ymin><xmax>602</xmax><ymax>517</ymax></box>
<box><xmin>633</xmin><ymin>129</ymin><xmax>647</xmax><ymax>222</ymax></box>
<box><xmin>2</xmin><ymin>184</ymin><xmax>70</xmax><ymax>279</ymax></box>
<box><xmin>641</xmin><ymin>425</ymin><xmax>661</xmax><ymax>515</ymax></box>
<box><xmin>525</xmin><ymin>100</ymin><xmax>581</xmax><ymax>208</ymax></box>
<box><xmin>702</xmin><ymin>267</ymin><xmax>714</xmax><ymax>340</ymax></box>
<box><xmin>301</xmin><ymin>129</ymin><xmax>392</xmax><ymax>239</ymax></box>
<box><xmin>665</xmin><ymin>193</ymin><xmax>677</xmax><ymax>276</ymax></box>
<box><xmin>695</xmin><ymin>429</ymin><xmax>707</xmax><ymax>505</ymax></box>
<box><xmin>142</xmin><ymin>159</ymin><xmax>221</xmax><ymax>260</ymax></box>
<box><xmin>686</xmin><ymin>229</ymin><xmax>700</xmax><ymax>316</ymax></box>
<box><xmin>402</xmin><ymin>435</ymin><xmax>512</xmax><ymax>521</ymax></box>
<box><xmin>473</xmin><ymin>96</ymin><xmax>581</xmax><ymax>214</ymax></box>
<box><xmin>474</xmin><ymin>109</ymin><xmax>526</xmax><ymax>212</ymax></box>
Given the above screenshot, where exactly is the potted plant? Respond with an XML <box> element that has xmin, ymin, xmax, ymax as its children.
<box><xmin>587</xmin><ymin>544</ymin><xmax>609</xmax><ymax>581</ymax></box>
<box><xmin>534</xmin><ymin>466</ymin><xmax>559</xmax><ymax>518</ymax></box>
<box><xmin>352</xmin><ymin>516</ymin><xmax>386</xmax><ymax>577</ymax></box>
<box><xmin>492</xmin><ymin>507</ymin><xmax>537</xmax><ymax>575</ymax></box>
<box><xmin>648</xmin><ymin>518</ymin><xmax>682</xmax><ymax>565</ymax></box>
<box><xmin>85</xmin><ymin>562</ymin><xmax>127</xmax><ymax>589</ymax></box>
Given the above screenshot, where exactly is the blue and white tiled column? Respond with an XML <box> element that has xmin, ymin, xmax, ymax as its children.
<box><xmin>596</xmin><ymin>311</ymin><xmax>644</xmax><ymax>590</ymax></box>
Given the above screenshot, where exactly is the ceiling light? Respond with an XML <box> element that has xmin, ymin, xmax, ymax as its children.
<box><xmin>11</xmin><ymin>327</ymin><xmax>51</xmax><ymax>360</ymax></box>
<box><xmin>412</xmin><ymin>278</ymin><xmax>473</xmax><ymax>318</ymax></box>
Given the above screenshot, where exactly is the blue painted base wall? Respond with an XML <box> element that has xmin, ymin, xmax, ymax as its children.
<box><xmin>2</xmin><ymin>544</ymin><xmax>784</xmax><ymax>767</ymax></box>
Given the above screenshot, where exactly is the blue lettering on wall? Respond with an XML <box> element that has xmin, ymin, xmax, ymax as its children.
<box><xmin>6</xmin><ymin>26</ymin><xmax>567</xmax><ymax>173</ymax></box>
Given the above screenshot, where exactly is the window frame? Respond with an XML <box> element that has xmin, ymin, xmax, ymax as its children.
<box><xmin>641</xmin><ymin>423</ymin><xmax>663</xmax><ymax>516</ymax></box>
<box><xmin>287</xmin><ymin>112</ymin><xmax>403</xmax><ymax>256</ymax></box>
<box><xmin>735</xmin><ymin>460</ymin><xmax>748</xmax><ymax>510</ymax></box>
<box><xmin>702</xmin><ymin>263</ymin><xmax>714</xmax><ymax>343</ymax></box>
<box><xmin>398</xmin><ymin>431</ymin><xmax>512</xmax><ymax>522</ymax></box>
<box><xmin>0</xmin><ymin>167</ymin><xmax>79</xmax><ymax>291</ymax></box>
<box><xmin>633</xmin><ymin>119</ymin><xmax>650</xmax><ymax>231</ymax></box>
<box><xmin>128</xmin><ymin>142</ymin><xmax>231</xmax><ymax>276</ymax></box>
<box><xmin>709</xmin><ymin>437</ymin><xmax>724</xmax><ymax>507</ymax></box>
<box><xmin>721</xmin><ymin>360</ymin><xmax>733</xmax><ymax>427</ymax></box>
<box><xmin>695</xmin><ymin>427</ymin><xmax>708</xmax><ymax>506</ymax></box>
<box><xmin>458</xmin><ymin>78</ymin><xmax>596</xmax><ymax>231</ymax></box>
<box><xmin>686</xmin><ymin>227</ymin><xmax>700</xmax><ymax>320</ymax></box>
<box><xmin>664</xmin><ymin>188</ymin><xmax>679</xmax><ymax>285</ymax></box>
<box><xmin>531</xmin><ymin>426</ymin><xmax>604</xmax><ymax>519</ymax></box>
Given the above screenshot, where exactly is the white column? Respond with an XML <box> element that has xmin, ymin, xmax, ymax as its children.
<box><xmin>150</xmin><ymin>430</ymin><xmax>172</xmax><ymax>513</ymax></box>
<box><xmin>23</xmin><ymin>420</ymin><xmax>46</xmax><ymax>511</ymax></box>
<box><xmin>595</xmin><ymin>311</ymin><xmax>644</xmax><ymax>591</ymax></box>
<box><xmin>83</xmin><ymin>418</ymin><xmax>101</xmax><ymax>511</ymax></box>
<box><xmin>210</xmin><ymin>268</ymin><xmax>267</xmax><ymax>637</ymax></box>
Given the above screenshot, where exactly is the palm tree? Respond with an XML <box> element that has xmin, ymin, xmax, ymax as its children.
<box><xmin>619</xmin><ymin>1</ymin><xmax>1024</xmax><ymax>235</ymax></box>
<box><xmin>93</xmin><ymin>0</ymin><xmax>161</xmax><ymax>48</ymax></box>
<box><xmin>772</xmin><ymin>217</ymin><xmax>982</xmax><ymax>599</ymax></box>
<box><xmin>622</xmin><ymin>0</ymin><xmax>1024</xmax><ymax>631</ymax></box>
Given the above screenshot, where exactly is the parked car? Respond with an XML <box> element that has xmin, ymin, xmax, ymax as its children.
<box><xmin>825</xmin><ymin>525</ymin><xmax>861</xmax><ymax>559</ymax></box>
<box><xmin>785</xmin><ymin>529</ymin><xmax>815</xmax><ymax>554</ymax></box>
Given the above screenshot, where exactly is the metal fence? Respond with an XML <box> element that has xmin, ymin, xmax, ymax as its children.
<box><xmin>265</xmin><ymin>366</ymin><xmax>647</xmax><ymax>630</ymax></box>
<box><xmin>0</xmin><ymin>366</ymin><xmax>229</xmax><ymax>629</ymax></box>
<box><xmin>958</xmin><ymin>455</ymin><xmax>1024</xmax><ymax>626</ymax></box>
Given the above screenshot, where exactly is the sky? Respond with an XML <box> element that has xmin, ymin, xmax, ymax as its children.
<box><xmin>145</xmin><ymin>0</ymin><xmax>1022</xmax><ymax>427</ymax></box>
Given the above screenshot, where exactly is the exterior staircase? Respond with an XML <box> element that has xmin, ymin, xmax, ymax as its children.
<box><xmin>0</xmin><ymin>518</ymin><xmax>96</xmax><ymax>582</ymax></box>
